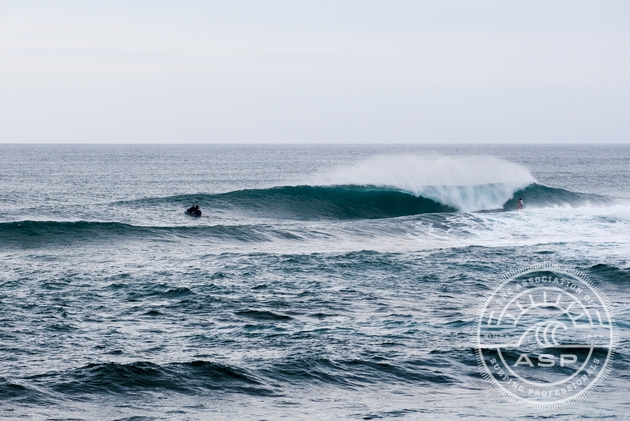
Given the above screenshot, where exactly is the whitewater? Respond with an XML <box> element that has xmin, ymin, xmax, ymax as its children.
<box><xmin>0</xmin><ymin>144</ymin><xmax>629</xmax><ymax>420</ymax></box>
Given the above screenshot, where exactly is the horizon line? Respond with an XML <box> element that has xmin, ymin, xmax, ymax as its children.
<box><xmin>1</xmin><ymin>142</ymin><xmax>629</xmax><ymax>146</ymax></box>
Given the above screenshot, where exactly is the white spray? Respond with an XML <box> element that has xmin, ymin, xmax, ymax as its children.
<box><xmin>309</xmin><ymin>155</ymin><xmax>537</xmax><ymax>212</ymax></box>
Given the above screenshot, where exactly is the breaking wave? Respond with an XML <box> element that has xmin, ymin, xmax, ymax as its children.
<box><xmin>155</xmin><ymin>155</ymin><xmax>608</xmax><ymax>217</ymax></box>
<box><xmin>140</xmin><ymin>183</ymin><xmax>608</xmax><ymax>219</ymax></box>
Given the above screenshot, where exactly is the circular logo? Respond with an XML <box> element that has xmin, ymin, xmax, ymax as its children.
<box><xmin>475</xmin><ymin>263</ymin><xmax>616</xmax><ymax>409</ymax></box>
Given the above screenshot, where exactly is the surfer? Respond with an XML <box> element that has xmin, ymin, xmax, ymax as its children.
<box><xmin>516</xmin><ymin>198</ymin><xmax>524</xmax><ymax>210</ymax></box>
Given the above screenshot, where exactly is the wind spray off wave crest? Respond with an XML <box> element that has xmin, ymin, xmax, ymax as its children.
<box><xmin>310</xmin><ymin>155</ymin><xmax>537</xmax><ymax>212</ymax></box>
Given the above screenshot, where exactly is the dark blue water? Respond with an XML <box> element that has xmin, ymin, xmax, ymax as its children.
<box><xmin>0</xmin><ymin>144</ymin><xmax>629</xmax><ymax>420</ymax></box>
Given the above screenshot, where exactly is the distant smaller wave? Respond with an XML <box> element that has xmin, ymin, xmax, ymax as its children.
<box><xmin>24</xmin><ymin>356</ymin><xmax>459</xmax><ymax>400</ymax></box>
<box><xmin>263</xmin><ymin>356</ymin><xmax>457</xmax><ymax>387</ymax></box>
<box><xmin>0</xmin><ymin>220</ymin><xmax>282</xmax><ymax>248</ymax></box>
<box><xmin>35</xmin><ymin>361</ymin><xmax>274</xmax><ymax>397</ymax></box>
<box><xmin>589</xmin><ymin>264</ymin><xmax>630</xmax><ymax>284</ymax></box>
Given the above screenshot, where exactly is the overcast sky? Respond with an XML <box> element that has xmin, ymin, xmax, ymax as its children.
<box><xmin>1</xmin><ymin>1</ymin><xmax>629</xmax><ymax>144</ymax></box>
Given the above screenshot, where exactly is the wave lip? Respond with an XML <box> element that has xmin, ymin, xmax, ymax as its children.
<box><xmin>212</xmin><ymin>185</ymin><xmax>457</xmax><ymax>219</ymax></box>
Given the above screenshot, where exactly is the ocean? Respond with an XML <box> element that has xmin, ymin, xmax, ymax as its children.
<box><xmin>0</xmin><ymin>144</ymin><xmax>628</xmax><ymax>420</ymax></box>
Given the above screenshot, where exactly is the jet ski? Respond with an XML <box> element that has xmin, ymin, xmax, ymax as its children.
<box><xmin>185</xmin><ymin>205</ymin><xmax>202</xmax><ymax>217</ymax></box>
<box><xmin>185</xmin><ymin>209</ymin><xmax>201</xmax><ymax>217</ymax></box>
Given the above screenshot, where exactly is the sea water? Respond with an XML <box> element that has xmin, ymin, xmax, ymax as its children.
<box><xmin>0</xmin><ymin>144</ymin><xmax>629</xmax><ymax>420</ymax></box>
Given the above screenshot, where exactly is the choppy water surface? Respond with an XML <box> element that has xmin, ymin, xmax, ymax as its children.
<box><xmin>0</xmin><ymin>144</ymin><xmax>629</xmax><ymax>420</ymax></box>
